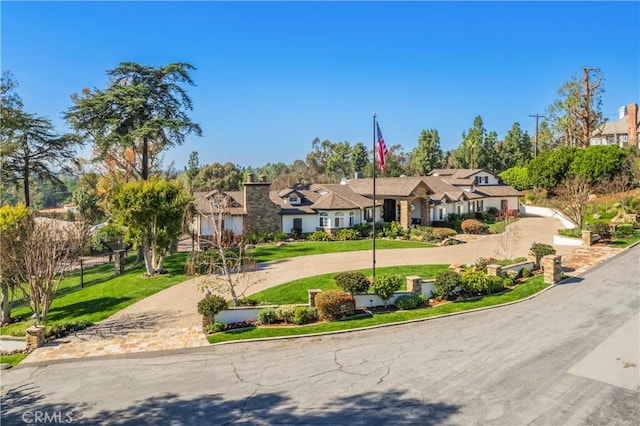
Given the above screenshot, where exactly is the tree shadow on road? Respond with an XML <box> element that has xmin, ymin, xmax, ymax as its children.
<box><xmin>2</xmin><ymin>385</ymin><xmax>461</xmax><ymax>425</ymax></box>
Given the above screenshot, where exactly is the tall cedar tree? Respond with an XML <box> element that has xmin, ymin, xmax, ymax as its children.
<box><xmin>65</xmin><ymin>62</ymin><xmax>202</xmax><ymax>181</ymax></box>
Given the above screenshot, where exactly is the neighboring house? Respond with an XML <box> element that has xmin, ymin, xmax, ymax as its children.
<box><xmin>428</xmin><ymin>169</ymin><xmax>522</xmax><ymax>221</ymax></box>
<box><xmin>590</xmin><ymin>103</ymin><xmax>639</xmax><ymax>148</ymax></box>
<box><xmin>192</xmin><ymin>169</ymin><xmax>522</xmax><ymax>243</ymax></box>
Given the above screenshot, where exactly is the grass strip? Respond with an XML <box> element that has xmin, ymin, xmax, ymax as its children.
<box><xmin>0</xmin><ymin>353</ymin><xmax>28</xmax><ymax>366</ymax></box>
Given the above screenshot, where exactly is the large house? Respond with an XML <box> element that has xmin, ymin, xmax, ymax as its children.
<box><xmin>590</xmin><ymin>102</ymin><xmax>639</xmax><ymax>148</ymax></box>
<box><xmin>192</xmin><ymin>169</ymin><xmax>522</xmax><ymax>243</ymax></box>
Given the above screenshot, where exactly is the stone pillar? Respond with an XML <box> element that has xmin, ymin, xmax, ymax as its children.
<box><xmin>487</xmin><ymin>264</ymin><xmax>502</xmax><ymax>277</ymax></box>
<box><xmin>201</xmin><ymin>314</ymin><xmax>213</xmax><ymax>328</ymax></box>
<box><xmin>308</xmin><ymin>289</ymin><xmax>322</xmax><ymax>307</ymax></box>
<box><xmin>26</xmin><ymin>326</ymin><xmax>45</xmax><ymax>351</ymax></box>
<box><xmin>582</xmin><ymin>230</ymin><xmax>593</xmax><ymax>247</ymax></box>
<box><xmin>114</xmin><ymin>250</ymin><xmax>125</xmax><ymax>275</ymax></box>
<box><xmin>406</xmin><ymin>276</ymin><xmax>422</xmax><ymax>294</ymax></box>
<box><xmin>542</xmin><ymin>255</ymin><xmax>562</xmax><ymax>284</ymax></box>
<box><xmin>399</xmin><ymin>200</ymin><xmax>411</xmax><ymax>230</ymax></box>
<box><xmin>628</xmin><ymin>103</ymin><xmax>638</xmax><ymax>148</ymax></box>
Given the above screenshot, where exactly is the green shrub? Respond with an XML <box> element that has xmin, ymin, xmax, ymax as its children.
<box><xmin>530</xmin><ymin>242</ymin><xmax>556</xmax><ymax>264</ymax></box>
<box><xmin>460</xmin><ymin>269</ymin><xmax>489</xmax><ymax>294</ymax></box>
<box><xmin>409</xmin><ymin>226</ymin><xmax>434</xmax><ymax>242</ymax></box>
<box><xmin>434</xmin><ymin>270</ymin><xmax>461</xmax><ymax>299</ymax></box>
<box><xmin>307</xmin><ymin>231</ymin><xmax>335</xmax><ymax>241</ymax></box>
<box><xmin>205</xmin><ymin>321</ymin><xmax>225</xmax><ymax>334</ymax></box>
<box><xmin>315</xmin><ymin>289</ymin><xmax>355</xmax><ymax>321</ymax></box>
<box><xmin>473</xmin><ymin>257</ymin><xmax>497</xmax><ymax>272</ymax></box>
<box><xmin>371</xmin><ymin>274</ymin><xmax>404</xmax><ymax>307</ymax></box>
<box><xmin>197</xmin><ymin>294</ymin><xmax>228</xmax><ymax>316</ymax></box>
<box><xmin>394</xmin><ymin>294</ymin><xmax>420</xmax><ymax>310</ymax></box>
<box><xmin>273</xmin><ymin>232</ymin><xmax>288</xmax><ymax>242</ymax></box>
<box><xmin>382</xmin><ymin>221</ymin><xmax>404</xmax><ymax>239</ymax></box>
<box><xmin>417</xmin><ymin>293</ymin><xmax>428</xmax><ymax>305</ymax></box>
<box><xmin>45</xmin><ymin>320</ymin><xmax>94</xmax><ymax>339</ymax></box>
<box><xmin>614</xmin><ymin>224</ymin><xmax>634</xmax><ymax>238</ymax></box>
<box><xmin>257</xmin><ymin>308</ymin><xmax>278</xmax><ymax>325</ymax></box>
<box><xmin>588</xmin><ymin>222</ymin><xmax>611</xmax><ymax>239</ymax></box>
<box><xmin>486</xmin><ymin>276</ymin><xmax>505</xmax><ymax>293</ymax></box>
<box><xmin>506</xmin><ymin>270</ymin><xmax>519</xmax><ymax>281</ymax></box>
<box><xmin>521</xmin><ymin>268</ymin><xmax>531</xmax><ymax>278</ymax></box>
<box><xmin>292</xmin><ymin>306</ymin><xmax>317</xmax><ymax>325</ymax></box>
<box><xmin>334</xmin><ymin>271</ymin><xmax>370</xmax><ymax>294</ymax></box>
<box><xmin>461</xmin><ymin>219</ymin><xmax>488</xmax><ymax>234</ymax></box>
<box><xmin>432</xmin><ymin>227</ymin><xmax>457</xmax><ymax>240</ymax></box>
<box><xmin>275</xmin><ymin>305</ymin><xmax>298</xmax><ymax>323</ymax></box>
<box><xmin>238</xmin><ymin>298</ymin><xmax>259</xmax><ymax>306</ymax></box>
<box><xmin>335</xmin><ymin>228</ymin><xmax>360</xmax><ymax>241</ymax></box>
<box><xmin>352</xmin><ymin>223</ymin><xmax>372</xmax><ymax>238</ymax></box>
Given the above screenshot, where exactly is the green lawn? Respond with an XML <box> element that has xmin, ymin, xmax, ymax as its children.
<box><xmin>609</xmin><ymin>232</ymin><xmax>640</xmax><ymax>248</ymax></box>
<box><xmin>0</xmin><ymin>353</ymin><xmax>28</xmax><ymax>366</ymax></box>
<box><xmin>249</xmin><ymin>239</ymin><xmax>435</xmax><ymax>262</ymax></box>
<box><xmin>1</xmin><ymin>252</ymin><xmax>190</xmax><ymax>337</ymax></box>
<box><xmin>208</xmin><ymin>275</ymin><xmax>549</xmax><ymax>343</ymax></box>
<box><xmin>249</xmin><ymin>264</ymin><xmax>451</xmax><ymax>305</ymax></box>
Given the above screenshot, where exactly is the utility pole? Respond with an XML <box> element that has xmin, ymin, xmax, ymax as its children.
<box><xmin>529</xmin><ymin>113</ymin><xmax>544</xmax><ymax>158</ymax></box>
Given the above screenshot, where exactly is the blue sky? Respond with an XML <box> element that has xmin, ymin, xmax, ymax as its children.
<box><xmin>2</xmin><ymin>1</ymin><xmax>639</xmax><ymax>171</ymax></box>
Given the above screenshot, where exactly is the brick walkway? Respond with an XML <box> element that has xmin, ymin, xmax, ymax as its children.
<box><xmin>15</xmin><ymin>218</ymin><xmax>631</xmax><ymax>365</ymax></box>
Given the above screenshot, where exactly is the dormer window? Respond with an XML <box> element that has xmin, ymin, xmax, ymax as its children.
<box><xmin>475</xmin><ymin>175</ymin><xmax>489</xmax><ymax>185</ymax></box>
<box><xmin>288</xmin><ymin>194</ymin><xmax>299</xmax><ymax>204</ymax></box>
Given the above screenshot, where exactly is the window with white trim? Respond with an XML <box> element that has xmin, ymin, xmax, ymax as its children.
<box><xmin>334</xmin><ymin>212</ymin><xmax>344</xmax><ymax>228</ymax></box>
<box><xmin>349</xmin><ymin>212</ymin><xmax>355</xmax><ymax>227</ymax></box>
<box><xmin>319</xmin><ymin>212</ymin><xmax>328</xmax><ymax>227</ymax></box>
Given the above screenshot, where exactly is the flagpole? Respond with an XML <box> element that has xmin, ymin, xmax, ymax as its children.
<box><xmin>372</xmin><ymin>113</ymin><xmax>377</xmax><ymax>282</ymax></box>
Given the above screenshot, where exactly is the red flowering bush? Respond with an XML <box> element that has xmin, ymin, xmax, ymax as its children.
<box><xmin>315</xmin><ymin>289</ymin><xmax>356</xmax><ymax>321</ymax></box>
<box><xmin>461</xmin><ymin>219</ymin><xmax>488</xmax><ymax>234</ymax></box>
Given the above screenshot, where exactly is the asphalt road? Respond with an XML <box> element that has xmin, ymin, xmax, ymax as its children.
<box><xmin>1</xmin><ymin>246</ymin><xmax>638</xmax><ymax>425</ymax></box>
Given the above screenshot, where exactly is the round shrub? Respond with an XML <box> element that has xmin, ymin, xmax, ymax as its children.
<box><xmin>521</xmin><ymin>268</ymin><xmax>531</xmax><ymax>278</ymax></box>
<box><xmin>614</xmin><ymin>224</ymin><xmax>634</xmax><ymax>238</ymax></box>
<box><xmin>371</xmin><ymin>274</ymin><xmax>404</xmax><ymax>306</ymax></box>
<box><xmin>197</xmin><ymin>294</ymin><xmax>228</xmax><ymax>317</ymax></box>
<box><xmin>434</xmin><ymin>270</ymin><xmax>462</xmax><ymax>299</ymax></box>
<box><xmin>334</xmin><ymin>271</ymin><xmax>370</xmax><ymax>294</ymax></box>
<box><xmin>275</xmin><ymin>305</ymin><xmax>297</xmax><ymax>323</ymax></box>
<box><xmin>292</xmin><ymin>306</ymin><xmax>317</xmax><ymax>325</ymax></box>
<box><xmin>257</xmin><ymin>308</ymin><xmax>278</xmax><ymax>325</ymax></box>
<box><xmin>307</xmin><ymin>231</ymin><xmax>335</xmax><ymax>241</ymax></box>
<box><xmin>433</xmin><ymin>227</ymin><xmax>457</xmax><ymax>241</ymax></box>
<box><xmin>461</xmin><ymin>219</ymin><xmax>488</xmax><ymax>235</ymax></box>
<box><xmin>336</xmin><ymin>228</ymin><xmax>360</xmax><ymax>241</ymax></box>
<box><xmin>530</xmin><ymin>242</ymin><xmax>556</xmax><ymax>264</ymax></box>
<box><xmin>394</xmin><ymin>294</ymin><xmax>419</xmax><ymax>310</ymax></box>
<box><xmin>460</xmin><ymin>269</ymin><xmax>489</xmax><ymax>294</ymax></box>
<box><xmin>588</xmin><ymin>222</ymin><xmax>611</xmax><ymax>239</ymax></box>
<box><xmin>315</xmin><ymin>289</ymin><xmax>356</xmax><ymax>321</ymax></box>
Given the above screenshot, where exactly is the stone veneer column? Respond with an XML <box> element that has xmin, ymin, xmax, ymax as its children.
<box><xmin>244</xmin><ymin>177</ymin><xmax>280</xmax><ymax>234</ymax></box>
<box><xmin>487</xmin><ymin>264</ymin><xmax>502</xmax><ymax>277</ymax></box>
<box><xmin>399</xmin><ymin>200</ymin><xmax>411</xmax><ymax>230</ymax></box>
<box><xmin>406</xmin><ymin>276</ymin><xmax>422</xmax><ymax>294</ymax></box>
<box><xmin>308</xmin><ymin>289</ymin><xmax>322</xmax><ymax>307</ymax></box>
<box><xmin>542</xmin><ymin>255</ymin><xmax>562</xmax><ymax>284</ymax></box>
<box><xmin>26</xmin><ymin>326</ymin><xmax>45</xmax><ymax>351</ymax></box>
<box><xmin>582</xmin><ymin>230</ymin><xmax>593</xmax><ymax>247</ymax></box>
<box><xmin>628</xmin><ymin>103</ymin><xmax>638</xmax><ymax>147</ymax></box>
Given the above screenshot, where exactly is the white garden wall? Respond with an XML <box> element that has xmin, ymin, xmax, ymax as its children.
<box><xmin>520</xmin><ymin>205</ymin><xmax>576</xmax><ymax>229</ymax></box>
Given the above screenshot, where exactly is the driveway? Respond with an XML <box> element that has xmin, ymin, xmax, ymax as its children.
<box><xmin>2</xmin><ymin>245</ymin><xmax>638</xmax><ymax>424</ymax></box>
<box><xmin>13</xmin><ymin>215</ymin><xmax>621</xmax><ymax>362</ymax></box>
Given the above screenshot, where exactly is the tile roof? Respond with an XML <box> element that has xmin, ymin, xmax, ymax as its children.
<box><xmin>192</xmin><ymin>190</ymin><xmax>247</xmax><ymax>215</ymax></box>
<box><xmin>474</xmin><ymin>185</ymin><xmax>523</xmax><ymax>197</ymax></box>
<box><xmin>346</xmin><ymin>177</ymin><xmax>429</xmax><ymax>197</ymax></box>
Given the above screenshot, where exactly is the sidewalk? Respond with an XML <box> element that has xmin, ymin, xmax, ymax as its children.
<box><xmin>14</xmin><ymin>216</ymin><xmax>627</xmax><ymax>365</ymax></box>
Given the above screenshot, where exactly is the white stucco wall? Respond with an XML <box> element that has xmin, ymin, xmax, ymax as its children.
<box><xmin>200</xmin><ymin>215</ymin><xmax>244</xmax><ymax>236</ymax></box>
<box><xmin>520</xmin><ymin>205</ymin><xmax>576</xmax><ymax>229</ymax></box>
<box><xmin>282</xmin><ymin>215</ymin><xmax>317</xmax><ymax>234</ymax></box>
<box><xmin>473</xmin><ymin>171</ymin><xmax>500</xmax><ymax>185</ymax></box>
<box><xmin>483</xmin><ymin>197</ymin><xmax>520</xmax><ymax>211</ymax></box>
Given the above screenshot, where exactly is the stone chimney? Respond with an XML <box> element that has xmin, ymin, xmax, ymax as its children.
<box><xmin>628</xmin><ymin>103</ymin><xmax>638</xmax><ymax>148</ymax></box>
<box><xmin>243</xmin><ymin>175</ymin><xmax>280</xmax><ymax>234</ymax></box>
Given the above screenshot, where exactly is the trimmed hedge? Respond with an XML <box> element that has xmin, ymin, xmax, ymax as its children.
<box><xmin>334</xmin><ymin>271</ymin><xmax>370</xmax><ymax>294</ymax></box>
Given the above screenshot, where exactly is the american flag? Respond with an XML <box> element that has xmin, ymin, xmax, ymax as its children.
<box><xmin>376</xmin><ymin>122</ymin><xmax>388</xmax><ymax>173</ymax></box>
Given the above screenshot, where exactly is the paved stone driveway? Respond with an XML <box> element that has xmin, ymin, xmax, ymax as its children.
<box><xmin>17</xmin><ymin>216</ymin><xmax>625</xmax><ymax>364</ymax></box>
